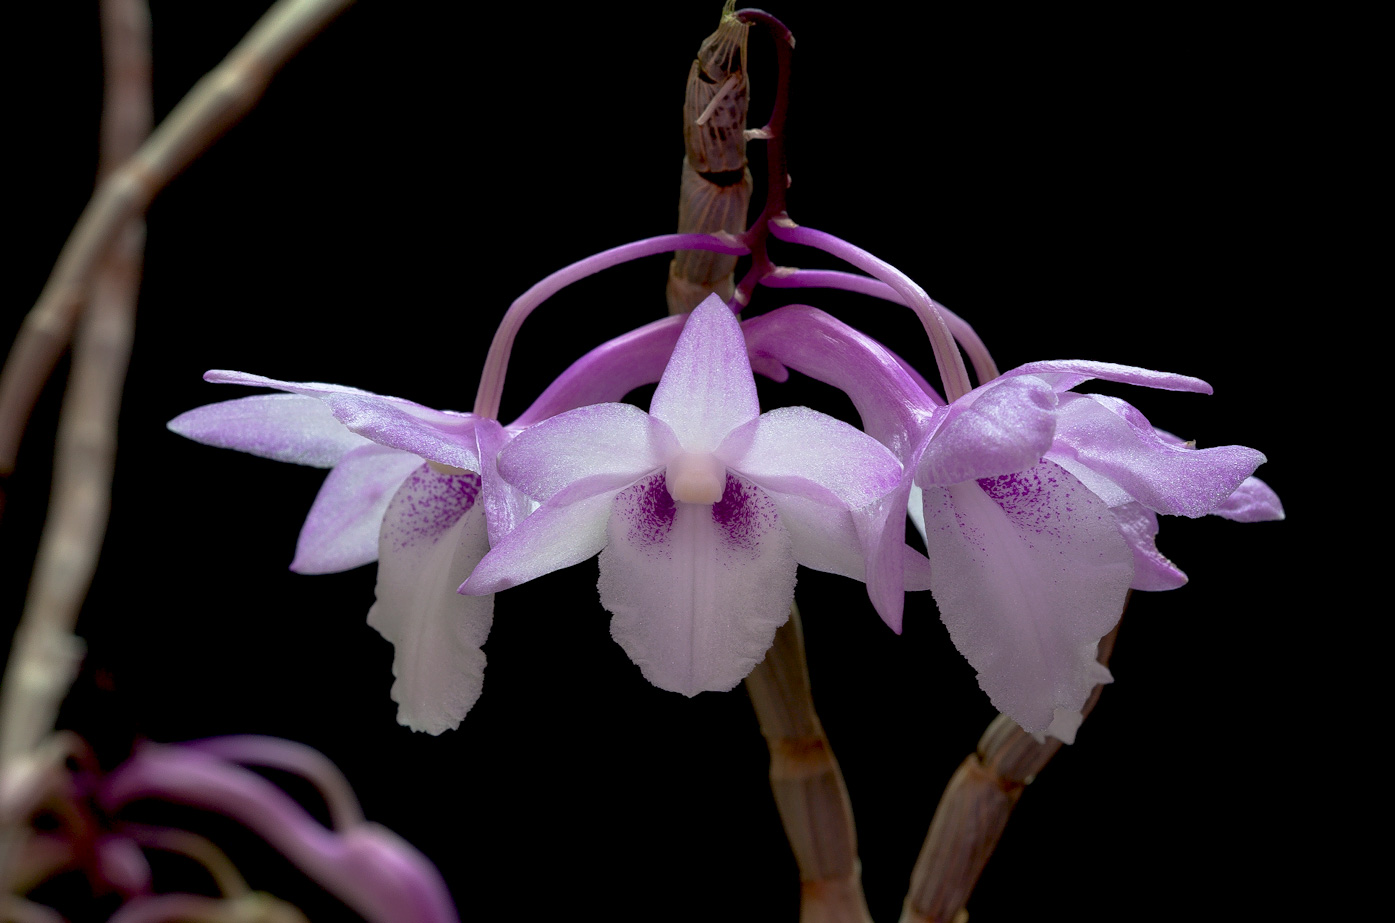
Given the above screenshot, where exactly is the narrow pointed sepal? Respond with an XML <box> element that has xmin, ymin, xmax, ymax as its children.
<box><xmin>168</xmin><ymin>394</ymin><xmax>368</xmax><ymax>467</ymax></box>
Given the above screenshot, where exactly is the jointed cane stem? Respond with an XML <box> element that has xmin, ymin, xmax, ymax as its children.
<box><xmin>745</xmin><ymin>604</ymin><xmax>874</xmax><ymax>923</ymax></box>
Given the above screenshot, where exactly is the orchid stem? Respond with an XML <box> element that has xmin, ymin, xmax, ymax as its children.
<box><xmin>898</xmin><ymin>621</ymin><xmax>1122</xmax><ymax>923</ymax></box>
<box><xmin>0</xmin><ymin>0</ymin><xmax>355</xmax><ymax>483</ymax></box>
<box><xmin>0</xmin><ymin>0</ymin><xmax>153</xmax><ymax>895</ymax></box>
<box><xmin>744</xmin><ymin>603</ymin><xmax>873</xmax><ymax>923</ymax></box>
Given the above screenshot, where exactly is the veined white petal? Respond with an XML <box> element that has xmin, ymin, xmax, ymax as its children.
<box><xmin>291</xmin><ymin>445</ymin><xmax>423</xmax><ymax>574</ymax></box>
<box><xmin>920</xmin><ymin>460</ymin><xmax>1132</xmax><ymax>736</ymax></box>
<box><xmin>367</xmin><ymin>465</ymin><xmax>493</xmax><ymax>734</ymax></box>
<box><xmin>600</xmin><ymin>473</ymin><xmax>795</xmax><ymax>695</ymax></box>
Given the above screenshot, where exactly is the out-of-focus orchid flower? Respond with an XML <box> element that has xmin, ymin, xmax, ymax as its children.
<box><xmin>462</xmin><ymin>294</ymin><xmax>924</xmax><ymax>695</ymax></box>
<box><xmin>745</xmin><ymin>305</ymin><xmax>1281</xmax><ymax>741</ymax></box>
<box><xmin>100</xmin><ymin>738</ymin><xmax>459</xmax><ymax>923</ymax></box>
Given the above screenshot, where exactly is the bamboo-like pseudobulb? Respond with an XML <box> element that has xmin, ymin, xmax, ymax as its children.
<box><xmin>666</xmin><ymin>1</ymin><xmax>754</xmax><ymax>315</ymax></box>
<box><xmin>746</xmin><ymin>604</ymin><xmax>875</xmax><ymax>923</ymax></box>
<box><xmin>898</xmin><ymin>625</ymin><xmax>1122</xmax><ymax>923</ymax></box>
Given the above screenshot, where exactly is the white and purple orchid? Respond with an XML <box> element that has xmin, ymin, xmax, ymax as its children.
<box><xmin>165</xmin><ymin>317</ymin><xmax>690</xmax><ymax>733</ymax></box>
<box><xmin>169</xmin><ymin>273</ymin><xmax>1280</xmax><ymax>743</ymax></box>
<box><xmin>163</xmin><ymin>30</ymin><xmax>1279</xmax><ymax>746</ymax></box>
<box><xmin>167</xmin><ymin>372</ymin><xmax>495</xmax><ymax>735</ymax></box>
<box><xmin>745</xmin><ymin>305</ymin><xmax>1282</xmax><ymax>740</ymax></box>
<box><xmin>462</xmin><ymin>294</ymin><xmax>926</xmax><ymax>695</ymax></box>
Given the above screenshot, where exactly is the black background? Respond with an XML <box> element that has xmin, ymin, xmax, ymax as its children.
<box><xmin>8</xmin><ymin>3</ymin><xmax>1325</xmax><ymax>921</ymax></box>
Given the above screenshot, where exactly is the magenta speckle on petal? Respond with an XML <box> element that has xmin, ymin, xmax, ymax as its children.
<box><xmin>977</xmin><ymin>468</ymin><xmax>1075</xmax><ymax>546</ymax></box>
<box><xmin>712</xmin><ymin>474</ymin><xmax>779</xmax><ymax>557</ymax></box>
<box><xmin>380</xmin><ymin>465</ymin><xmax>481</xmax><ymax>554</ymax></box>
<box><xmin>614</xmin><ymin>473</ymin><xmax>677</xmax><ymax>554</ymax></box>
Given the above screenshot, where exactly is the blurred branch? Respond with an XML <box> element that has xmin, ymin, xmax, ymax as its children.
<box><xmin>0</xmin><ymin>0</ymin><xmax>355</xmax><ymax>483</ymax></box>
<box><xmin>0</xmin><ymin>0</ymin><xmax>155</xmax><ymax>894</ymax></box>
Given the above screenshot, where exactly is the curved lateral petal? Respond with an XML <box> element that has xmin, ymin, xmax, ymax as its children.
<box><xmin>1112</xmin><ymin>501</ymin><xmax>1189</xmax><ymax>591</ymax></box>
<box><xmin>496</xmin><ymin>402</ymin><xmax>666</xmax><ymax>502</ymax></box>
<box><xmin>767</xmin><ymin>491</ymin><xmax>869</xmax><ymax>582</ymax></box>
<box><xmin>367</xmin><ymin>465</ymin><xmax>492</xmax><ymax>734</ymax></box>
<box><xmin>600</xmin><ymin>473</ymin><xmax>795</xmax><ymax>695</ymax></box>
<box><xmin>1002</xmin><ymin>359</ymin><xmax>1213</xmax><ymax>394</ymax></box>
<box><xmin>292</xmin><ymin>445</ymin><xmax>423</xmax><ymax>574</ymax></box>
<box><xmin>650</xmin><ymin>295</ymin><xmax>759</xmax><ymax>451</ymax></box>
<box><xmin>1052</xmin><ymin>394</ymin><xmax>1266</xmax><ymax>518</ymax></box>
<box><xmin>726</xmin><ymin>406</ymin><xmax>903</xmax><ymax>508</ymax></box>
<box><xmin>916</xmin><ymin>377</ymin><xmax>1058</xmax><ymax>486</ymax></box>
<box><xmin>1211</xmin><ymin>475</ymin><xmax>1285</xmax><ymax>523</ymax></box>
<box><xmin>920</xmin><ymin>460</ymin><xmax>1133</xmax><ymax>736</ymax></box>
<box><xmin>475</xmin><ymin>419</ymin><xmax>535</xmax><ymax>547</ymax></box>
<box><xmin>852</xmin><ymin>477</ymin><xmax>935</xmax><ymax>633</ymax></box>
<box><xmin>316</xmin><ymin>394</ymin><xmax>480</xmax><ymax>472</ymax></box>
<box><xmin>460</xmin><ymin>490</ymin><xmax>619</xmax><ymax>595</ymax></box>
<box><xmin>168</xmin><ymin>394</ymin><xmax>368</xmax><ymax>468</ymax></box>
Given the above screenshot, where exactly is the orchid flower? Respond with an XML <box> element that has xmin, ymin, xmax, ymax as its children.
<box><xmin>168</xmin><ymin>373</ymin><xmax>493</xmax><ymax>735</ymax></box>
<box><xmin>166</xmin><ymin>317</ymin><xmax>690</xmax><ymax>733</ymax></box>
<box><xmin>461</xmin><ymin>294</ymin><xmax>927</xmax><ymax>695</ymax></box>
<box><xmin>745</xmin><ymin>304</ymin><xmax>1281</xmax><ymax>741</ymax></box>
<box><xmin>100</xmin><ymin>738</ymin><xmax>459</xmax><ymax>923</ymax></box>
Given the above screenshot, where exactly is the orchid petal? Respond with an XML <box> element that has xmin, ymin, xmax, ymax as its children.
<box><xmin>1001</xmin><ymin>359</ymin><xmax>1213</xmax><ymax>395</ymax></box>
<box><xmin>1211</xmin><ymin>475</ymin><xmax>1285</xmax><ymax>523</ymax></box>
<box><xmin>854</xmin><ymin>479</ymin><xmax>931</xmax><ymax>633</ymax></box>
<box><xmin>202</xmin><ymin>370</ymin><xmax>481</xmax><ymax>471</ymax></box>
<box><xmin>367</xmin><ymin>465</ymin><xmax>492</xmax><ymax>734</ymax></box>
<box><xmin>461</xmin><ymin>490</ymin><xmax>618</xmax><ymax>595</ymax></box>
<box><xmin>168</xmin><ymin>394</ymin><xmax>368</xmax><ymax>467</ymax></box>
<box><xmin>650</xmin><ymin>294</ymin><xmax>759</xmax><ymax>451</ymax></box>
<box><xmin>1111</xmin><ymin>501</ymin><xmax>1188</xmax><ymax>591</ymax></box>
<box><xmin>496</xmin><ymin>402</ymin><xmax>665</xmax><ymax>502</ymax></box>
<box><xmin>474</xmin><ymin>419</ymin><xmax>535</xmax><ymax>548</ymax></box>
<box><xmin>600</xmin><ymin>473</ymin><xmax>795</xmax><ymax>695</ymax></box>
<box><xmin>291</xmin><ymin>445</ymin><xmax>423</xmax><ymax>574</ymax></box>
<box><xmin>1052</xmin><ymin>393</ymin><xmax>1265</xmax><ymax>517</ymax></box>
<box><xmin>763</xmin><ymin>490</ymin><xmax>871</xmax><ymax>582</ymax></box>
<box><xmin>920</xmin><ymin>460</ymin><xmax>1132</xmax><ymax>735</ymax></box>
<box><xmin>725</xmin><ymin>406</ymin><xmax>903</xmax><ymax>508</ymax></box>
<box><xmin>916</xmin><ymin>377</ymin><xmax>1058</xmax><ymax>486</ymax></box>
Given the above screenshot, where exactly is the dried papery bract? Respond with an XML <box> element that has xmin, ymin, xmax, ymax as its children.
<box><xmin>667</xmin><ymin>1</ymin><xmax>753</xmax><ymax>314</ymax></box>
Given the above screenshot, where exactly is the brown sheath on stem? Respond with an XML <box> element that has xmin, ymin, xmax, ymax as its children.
<box><xmin>666</xmin><ymin>1</ymin><xmax>753</xmax><ymax>315</ymax></box>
